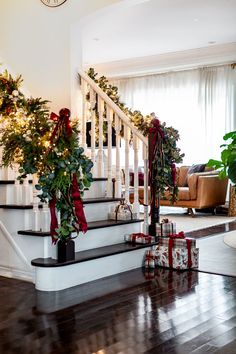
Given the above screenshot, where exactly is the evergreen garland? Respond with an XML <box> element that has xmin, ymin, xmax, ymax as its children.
<box><xmin>0</xmin><ymin>69</ymin><xmax>93</xmax><ymax>242</ymax></box>
<box><xmin>86</xmin><ymin>68</ymin><xmax>184</xmax><ymax>201</ymax></box>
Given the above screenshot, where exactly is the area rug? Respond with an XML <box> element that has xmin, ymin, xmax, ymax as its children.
<box><xmin>197</xmin><ymin>233</ymin><xmax>236</xmax><ymax>277</ymax></box>
<box><xmin>159</xmin><ymin>206</ymin><xmax>236</xmax><ymax>233</ymax></box>
<box><xmin>224</xmin><ymin>231</ymin><xmax>236</xmax><ymax>249</ymax></box>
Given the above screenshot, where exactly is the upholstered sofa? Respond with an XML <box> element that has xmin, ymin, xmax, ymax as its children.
<box><xmin>129</xmin><ymin>165</ymin><xmax>228</xmax><ymax>214</ymax></box>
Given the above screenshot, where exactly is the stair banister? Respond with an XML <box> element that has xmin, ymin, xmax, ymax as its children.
<box><xmin>78</xmin><ymin>69</ymin><xmax>150</xmax><ymax>234</ymax></box>
<box><xmin>78</xmin><ymin>70</ymin><xmax>148</xmax><ymax>146</ymax></box>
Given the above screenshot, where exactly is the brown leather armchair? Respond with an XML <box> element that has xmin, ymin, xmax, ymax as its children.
<box><xmin>129</xmin><ymin>166</ymin><xmax>228</xmax><ymax>214</ymax></box>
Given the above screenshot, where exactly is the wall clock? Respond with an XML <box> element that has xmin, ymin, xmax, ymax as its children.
<box><xmin>40</xmin><ymin>0</ymin><xmax>67</xmax><ymax>7</ymax></box>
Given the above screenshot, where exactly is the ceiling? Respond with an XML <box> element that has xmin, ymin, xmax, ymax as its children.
<box><xmin>81</xmin><ymin>0</ymin><xmax>236</xmax><ymax>76</ymax></box>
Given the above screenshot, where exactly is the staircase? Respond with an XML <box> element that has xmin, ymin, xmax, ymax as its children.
<box><xmin>0</xmin><ymin>70</ymin><xmax>153</xmax><ymax>292</ymax></box>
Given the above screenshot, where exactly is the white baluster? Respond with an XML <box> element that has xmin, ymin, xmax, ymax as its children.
<box><xmin>124</xmin><ymin>125</ymin><xmax>130</xmax><ymax>204</ymax></box>
<box><xmin>143</xmin><ymin>143</ymin><xmax>149</xmax><ymax>234</ymax></box>
<box><xmin>90</xmin><ymin>88</ymin><xmax>96</xmax><ymax>170</ymax></box>
<box><xmin>81</xmin><ymin>79</ymin><xmax>88</xmax><ymax>153</ymax></box>
<box><xmin>0</xmin><ymin>147</ymin><xmax>3</xmax><ymax>180</ymax></box>
<box><xmin>133</xmin><ymin>136</ymin><xmax>140</xmax><ymax>218</ymax></box>
<box><xmin>115</xmin><ymin>114</ymin><xmax>121</xmax><ymax>198</ymax></box>
<box><xmin>41</xmin><ymin>202</ymin><xmax>50</xmax><ymax>232</ymax></box>
<box><xmin>97</xmin><ymin>96</ymin><xmax>104</xmax><ymax>177</ymax></box>
<box><xmin>13</xmin><ymin>166</ymin><xmax>22</xmax><ymax>204</ymax></box>
<box><xmin>106</xmin><ymin>106</ymin><xmax>113</xmax><ymax>197</ymax></box>
<box><xmin>32</xmin><ymin>174</ymin><xmax>40</xmax><ymax>231</ymax></box>
<box><xmin>21</xmin><ymin>175</ymin><xmax>31</xmax><ymax>205</ymax></box>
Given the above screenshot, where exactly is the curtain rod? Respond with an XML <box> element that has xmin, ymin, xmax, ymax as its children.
<box><xmin>109</xmin><ymin>61</ymin><xmax>236</xmax><ymax>81</ymax></box>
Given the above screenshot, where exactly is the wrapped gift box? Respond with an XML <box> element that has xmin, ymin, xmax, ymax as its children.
<box><xmin>144</xmin><ymin>249</ymin><xmax>156</xmax><ymax>269</ymax></box>
<box><xmin>109</xmin><ymin>211</ymin><xmax>133</xmax><ymax>221</ymax></box>
<box><xmin>156</xmin><ymin>218</ymin><xmax>176</xmax><ymax>237</ymax></box>
<box><xmin>124</xmin><ymin>233</ymin><xmax>155</xmax><ymax>244</ymax></box>
<box><xmin>155</xmin><ymin>242</ymin><xmax>199</xmax><ymax>270</ymax></box>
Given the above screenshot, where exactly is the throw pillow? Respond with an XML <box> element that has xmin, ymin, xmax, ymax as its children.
<box><xmin>184</xmin><ymin>163</ymin><xmax>206</xmax><ymax>186</ymax></box>
<box><xmin>188</xmin><ymin>163</ymin><xmax>206</xmax><ymax>174</ymax></box>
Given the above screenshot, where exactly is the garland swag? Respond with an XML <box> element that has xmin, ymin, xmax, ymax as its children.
<box><xmin>86</xmin><ymin>68</ymin><xmax>184</xmax><ymax>202</ymax></box>
<box><xmin>0</xmin><ymin>69</ymin><xmax>93</xmax><ymax>243</ymax></box>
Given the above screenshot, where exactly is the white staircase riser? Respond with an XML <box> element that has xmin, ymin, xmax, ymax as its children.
<box><xmin>0</xmin><ymin>167</ymin><xmax>16</xmax><ymax>180</ymax></box>
<box><xmin>0</xmin><ymin>184</ymin><xmax>34</xmax><ymax>204</ymax></box>
<box><xmin>80</xmin><ymin>180</ymin><xmax>107</xmax><ymax>199</ymax></box>
<box><xmin>14</xmin><ymin>221</ymin><xmax>142</xmax><ymax>262</ymax></box>
<box><xmin>0</xmin><ymin>209</ymin><xmax>34</xmax><ymax>233</ymax></box>
<box><xmin>0</xmin><ymin>201</ymin><xmax>125</xmax><ymax>231</ymax></box>
<box><xmin>34</xmin><ymin>247</ymin><xmax>150</xmax><ymax>291</ymax></box>
<box><xmin>0</xmin><ymin>179</ymin><xmax>106</xmax><ymax>204</ymax></box>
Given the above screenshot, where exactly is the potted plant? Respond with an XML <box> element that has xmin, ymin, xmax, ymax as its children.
<box><xmin>0</xmin><ymin>70</ymin><xmax>93</xmax><ymax>261</ymax></box>
<box><xmin>207</xmin><ymin>130</ymin><xmax>235</xmax><ymax>215</ymax></box>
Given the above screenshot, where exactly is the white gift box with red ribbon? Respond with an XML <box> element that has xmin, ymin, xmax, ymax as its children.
<box><xmin>155</xmin><ymin>232</ymin><xmax>199</xmax><ymax>270</ymax></box>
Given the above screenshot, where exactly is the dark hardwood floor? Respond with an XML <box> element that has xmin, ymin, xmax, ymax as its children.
<box><xmin>1</xmin><ymin>221</ymin><xmax>236</xmax><ymax>354</ymax></box>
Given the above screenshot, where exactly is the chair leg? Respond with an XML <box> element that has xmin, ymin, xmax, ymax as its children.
<box><xmin>187</xmin><ymin>208</ymin><xmax>195</xmax><ymax>217</ymax></box>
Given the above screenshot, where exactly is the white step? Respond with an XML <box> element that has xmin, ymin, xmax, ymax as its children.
<box><xmin>31</xmin><ymin>243</ymin><xmax>155</xmax><ymax>291</ymax></box>
<box><xmin>0</xmin><ymin>178</ymin><xmax>107</xmax><ymax>204</ymax></box>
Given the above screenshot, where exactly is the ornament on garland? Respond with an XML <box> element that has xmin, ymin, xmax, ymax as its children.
<box><xmin>0</xmin><ymin>68</ymin><xmax>93</xmax><ymax>244</ymax></box>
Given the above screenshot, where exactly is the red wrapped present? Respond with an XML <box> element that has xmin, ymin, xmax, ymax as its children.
<box><xmin>124</xmin><ymin>233</ymin><xmax>155</xmax><ymax>244</ymax></box>
<box><xmin>144</xmin><ymin>250</ymin><xmax>156</xmax><ymax>269</ymax></box>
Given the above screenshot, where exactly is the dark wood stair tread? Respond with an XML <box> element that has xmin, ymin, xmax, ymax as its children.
<box><xmin>0</xmin><ymin>197</ymin><xmax>124</xmax><ymax>210</ymax></box>
<box><xmin>31</xmin><ymin>241</ymin><xmax>157</xmax><ymax>268</ymax></box>
<box><xmin>18</xmin><ymin>218</ymin><xmax>144</xmax><ymax>237</ymax></box>
<box><xmin>0</xmin><ymin>180</ymin><xmax>32</xmax><ymax>184</ymax></box>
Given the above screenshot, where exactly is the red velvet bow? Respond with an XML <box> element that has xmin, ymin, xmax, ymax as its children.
<box><xmin>49</xmin><ymin>108</ymin><xmax>72</xmax><ymax>146</ymax></box>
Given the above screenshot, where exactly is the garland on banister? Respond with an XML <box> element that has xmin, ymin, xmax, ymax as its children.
<box><xmin>85</xmin><ymin>68</ymin><xmax>184</xmax><ymax>202</ymax></box>
<box><xmin>0</xmin><ymin>69</ymin><xmax>93</xmax><ymax>243</ymax></box>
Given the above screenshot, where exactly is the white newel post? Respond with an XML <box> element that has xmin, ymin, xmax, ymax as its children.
<box><xmin>0</xmin><ymin>147</ymin><xmax>3</xmax><ymax>180</ymax></box>
<box><xmin>106</xmin><ymin>106</ymin><xmax>113</xmax><ymax>197</ymax></box>
<box><xmin>115</xmin><ymin>114</ymin><xmax>121</xmax><ymax>198</ymax></box>
<box><xmin>143</xmin><ymin>143</ymin><xmax>149</xmax><ymax>234</ymax></box>
<box><xmin>32</xmin><ymin>174</ymin><xmax>40</xmax><ymax>231</ymax></box>
<box><xmin>97</xmin><ymin>97</ymin><xmax>104</xmax><ymax>177</ymax></box>
<box><xmin>124</xmin><ymin>125</ymin><xmax>130</xmax><ymax>204</ymax></box>
<box><xmin>89</xmin><ymin>87</ymin><xmax>96</xmax><ymax>170</ymax></box>
<box><xmin>133</xmin><ymin>136</ymin><xmax>140</xmax><ymax>218</ymax></box>
<box><xmin>81</xmin><ymin>79</ymin><xmax>88</xmax><ymax>153</ymax></box>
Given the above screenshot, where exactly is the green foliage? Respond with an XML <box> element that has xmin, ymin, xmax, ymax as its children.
<box><xmin>0</xmin><ymin>69</ymin><xmax>93</xmax><ymax>242</ymax></box>
<box><xmin>207</xmin><ymin>131</ymin><xmax>236</xmax><ymax>184</ymax></box>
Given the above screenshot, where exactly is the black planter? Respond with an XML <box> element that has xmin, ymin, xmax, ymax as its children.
<box><xmin>57</xmin><ymin>239</ymin><xmax>75</xmax><ymax>263</ymax></box>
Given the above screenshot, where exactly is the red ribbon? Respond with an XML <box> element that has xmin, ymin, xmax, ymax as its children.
<box><xmin>49</xmin><ymin>195</ymin><xmax>58</xmax><ymax>245</ymax></box>
<box><xmin>71</xmin><ymin>174</ymin><xmax>88</xmax><ymax>233</ymax></box>
<box><xmin>48</xmin><ymin>108</ymin><xmax>87</xmax><ymax>243</ymax></box>
<box><xmin>131</xmin><ymin>232</ymin><xmax>149</xmax><ymax>242</ymax></box>
<box><xmin>148</xmin><ymin>118</ymin><xmax>165</xmax><ymax>220</ymax></box>
<box><xmin>168</xmin><ymin>232</ymin><xmax>192</xmax><ymax>268</ymax></box>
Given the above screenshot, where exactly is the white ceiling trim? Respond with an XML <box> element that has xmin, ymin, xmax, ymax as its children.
<box><xmin>86</xmin><ymin>42</ymin><xmax>236</xmax><ymax>79</ymax></box>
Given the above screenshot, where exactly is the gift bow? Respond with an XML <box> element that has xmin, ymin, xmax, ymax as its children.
<box><xmin>161</xmin><ymin>218</ymin><xmax>171</xmax><ymax>223</ymax></box>
<box><xmin>169</xmin><ymin>231</ymin><xmax>185</xmax><ymax>239</ymax></box>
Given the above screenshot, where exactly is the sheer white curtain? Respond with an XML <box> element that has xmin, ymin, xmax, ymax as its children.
<box><xmin>112</xmin><ymin>65</ymin><xmax>235</xmax><ymax>165</ymax></box>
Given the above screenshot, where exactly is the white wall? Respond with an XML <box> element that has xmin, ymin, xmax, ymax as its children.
<box><xmin>0</xmin><ymin>0</ymin><xmax>120</xmax><ymax>113</ymax></box>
